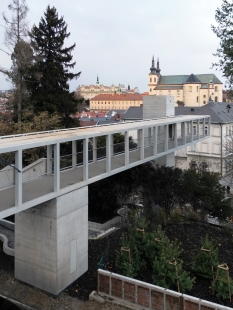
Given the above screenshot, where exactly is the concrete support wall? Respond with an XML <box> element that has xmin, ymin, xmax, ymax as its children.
<box><xmin>143</xmin><ymin>95</ymin><xmax>175</xmax><ymax>119</ymax></box>
<box><xmin>15</xmin><ymin>186</ymin><xmax>88</xmax><ymax>295</ymax></box>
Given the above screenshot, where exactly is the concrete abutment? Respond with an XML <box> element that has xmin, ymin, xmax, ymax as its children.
<box><xmin>15</xmin><ymin>186</ymin><xmax>88</xmax><ymax>295</ymax></box>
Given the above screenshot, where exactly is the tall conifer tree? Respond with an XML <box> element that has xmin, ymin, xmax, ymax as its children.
<box><xmin>28</xmin><ymin>6</ymin><xmax>81</xmax><ymax>127</ymax></box>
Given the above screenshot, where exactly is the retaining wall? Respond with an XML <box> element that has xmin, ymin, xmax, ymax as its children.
<box><xmin>97</xmin><ymin>269</ymin><xmax>232</xmax><ymax>310</ymax></box>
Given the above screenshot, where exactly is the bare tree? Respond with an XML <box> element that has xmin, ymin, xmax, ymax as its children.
<box><xmin>0</xmin><ymin>0</ymin><xmax>30</xmax><ymax>124</ymax></box>
<box><xmin>2</xmin><ymin>0</ymin><xmax>29</xmax><ymax>51</ymax></box>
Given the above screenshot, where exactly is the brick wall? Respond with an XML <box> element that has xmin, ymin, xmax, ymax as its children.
<box><xmin>97</xmin><ymin>270</ymin><xmax>232</xmax><ymax>310</ymax></box>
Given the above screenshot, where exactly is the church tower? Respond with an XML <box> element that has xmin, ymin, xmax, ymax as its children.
<box><xmin>148</xmin><ymin>56</ymin><xmax>160</xmax><ymax>95</ymax></box>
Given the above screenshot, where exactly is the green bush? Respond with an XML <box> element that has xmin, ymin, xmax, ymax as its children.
<box><xmin>115</xmin><ymin>233</ymin><xmax>144</xmax><ymax>278</ymax></box>
<box><xmin>211</xmin><ymin>268</ymin><xmax>233</xmax><ymax>300</ymax></box>
<box><xmin>192</xmin><ymin>234</ymin><xmax>219</xmax><ymax>279</ymax></box>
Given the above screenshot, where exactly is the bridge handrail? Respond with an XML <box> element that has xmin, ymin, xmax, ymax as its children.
<box><xmin>0</xmin><ymin>115</ymin><xmax>208</xmax><ymax>140</ymax></box>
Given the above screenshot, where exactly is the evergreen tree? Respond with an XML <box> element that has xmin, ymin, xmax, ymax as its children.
<box><xmin>212</xmin><ymin>0</ymin><xmax>233</xmax><ymax>90</ymax></box>
<box><xmin>28</xmin><ymin>6</ymin><xmax>81</xmax><ymax>127</ymax></box>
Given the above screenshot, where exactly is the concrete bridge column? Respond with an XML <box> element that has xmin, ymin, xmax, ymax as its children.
<box><xmin>15</xmin><ymin>186</ymin><xmax>88</xmax><ymax>295</ymax></box>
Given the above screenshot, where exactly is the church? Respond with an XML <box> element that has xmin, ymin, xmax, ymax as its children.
<box><xmin>148</xmin><ymin>57</ymin><xmax>223</xmax><ymax>106</ymax></box>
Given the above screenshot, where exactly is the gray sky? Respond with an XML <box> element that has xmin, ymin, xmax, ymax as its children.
<box><xmin>0</xmin><ymin>0</ymin><xmax>225</xmax><ymax>93</ymax></box>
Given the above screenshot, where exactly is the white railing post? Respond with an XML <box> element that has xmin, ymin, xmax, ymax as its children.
<box><xmin>203</xmin><ymin>117</ymin><xmax>206</xmax><ymax>137</ymax></box>
<box><xmin>54</xmin><ymin>143</ymin><xmax>60</xmax><ymax>192</ymax></box>
<box><xmin>197</xmin><ymin>119</ymin><xmax>200</xmax><ymax>140</ymax></box>
<box><xmin>93</xmin><ymin>137</ymin><xmax>97</xmax><ymax>162</ymax></box>
<box><xmin>125</xmin><ymin>131</ymin><xmax>129</xmax><ymax>166</ymax></box>
<box><xmin>191</xmin><ymin>120</ymin><xmax>193</xmax><ymax>143</ymax></box>
<box><xmin>106</xmin><ymin>134</ymin><xmax>111</xmax><ymax>173</ymax></box>
<box><xmin>46</xmin><ymin>145</ymin><xmax>53</xmax><ymax>175</ymax></box>
<box><xmin>182</xmin><ymin>122</ymin><xmax>186</xmax><ymax>145</ymax></box>
<box><xmin>72</xmin><ymin>141</ymin><xmax>77</xmax><ymax>168</ymax></box>
<box><xmin>208</xmin><ymin>117</ymin><xmax>211</xmax><ymax>137</ymax></box>
<box><xmin>140</xmin><ymin>128</ymin><xmax>144</xmax><ymax>160</ymax></box>
<box><xmin>165</xmin><ymin>124</ymin><xmax>168</xmax><ymax>151</ymax></box>
<box><xmin>174</xmin><ymin>123</ymin><xmax>177</xmax><ymax>148</ymax></box>
<box><xmin>15</xmin><ymin>149</ymin><xmax>22</xmax><ymax>207</ymax></box>
<box><xmin>83</xmin><ymin>138</ymin><xmax>88</xmax><ymax>181</ymax></box>
<box><xmin>148</xmin><ymin>127</ymin><xmax>152</xmax><ymax>146</ymax></box>
<box><xmin>153</xmin><ymin>127</ymin><xmax>157</xmax><ymax>156</ymax></box>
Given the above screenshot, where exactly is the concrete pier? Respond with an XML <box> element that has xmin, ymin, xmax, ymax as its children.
<box><xmin>15</xmin><ymin>186</ymin><xmax>88</xmax><ymax>295</ymax></box>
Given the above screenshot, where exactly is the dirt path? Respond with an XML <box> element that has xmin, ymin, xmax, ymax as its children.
<box><xmin>0</xmin><ymin>268</ymin><xmax>127</xmax><ymax>310</ymax></box>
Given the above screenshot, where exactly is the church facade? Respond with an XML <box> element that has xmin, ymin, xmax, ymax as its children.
<box><xmin>148</xmin><ymin>57</ymin><xmax>223</xmax><ymax>106</ymax></box>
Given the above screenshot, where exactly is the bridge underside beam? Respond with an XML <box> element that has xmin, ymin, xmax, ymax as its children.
<box><xmin>15</xmin><ymin>186</ymin><xmax>88</xmax><ymax>295</ymax></box>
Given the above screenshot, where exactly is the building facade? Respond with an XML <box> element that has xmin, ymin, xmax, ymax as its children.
<box><xmin>175</xmin><ymin>102</ymin><xmax>233</xmax><ymax>176</ymax></box>
<box><xmin>148</xmin><ymin>57</ymin><xmax>223</xmax><ymax>106</ymax></box>
<box><xmin>90</xmin><ymin>93</ymin><xmax>143</xmax><ymax>111</ymax></box>
<box><xmin>78</xmin><ymin>76</ymin><xmax>139</xmax><ymax>101</ymax></box>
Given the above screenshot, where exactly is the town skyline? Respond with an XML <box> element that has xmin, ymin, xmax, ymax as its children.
<box><xmin>0</xmin><ymin>0</ymin><xmax>225</xmax><ymax>93</ymax></box>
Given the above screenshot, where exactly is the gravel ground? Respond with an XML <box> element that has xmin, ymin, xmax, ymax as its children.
<box><xmin>1</xmin><ymin>222</ymin><xmax>233</xmax><ymax>308</ymax></box>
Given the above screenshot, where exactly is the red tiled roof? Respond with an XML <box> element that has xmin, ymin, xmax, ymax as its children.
<box><xmin>90</xmin><ymin>93</ymin><xmax>142</xmax><ymax>101</ymax></box>
<box><xmin>141</xmin><ymin>92</ymin><xmax>149</xmax><ymax>96</ymax></box>
<box><xmin>79</xmin><ymin>120</ymin><xmax>97</xmax><ymax>127</ymax></box>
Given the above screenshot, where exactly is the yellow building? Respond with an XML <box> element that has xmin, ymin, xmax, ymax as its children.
<box><xmin>148</xmin><ymin>57</ymin><xmax>223</xmax><ymax>106</ymax></box>
<box><xmin>78</xmin><ymin>76</ymin><xmax>139</xmax><ymax>101</ymax></box>
<box><xmin>90</xmin><ymin>93</ymin><xmax>143</xmax><ymax>111</ymax></box>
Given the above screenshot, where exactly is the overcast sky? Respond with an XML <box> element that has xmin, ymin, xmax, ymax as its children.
<box><xmin>0</xmin><ymin>0</ymin><xmax>225</xmax><ymax>93</ymax></box>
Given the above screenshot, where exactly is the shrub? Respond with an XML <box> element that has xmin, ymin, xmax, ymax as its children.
<box><xmin>115</xmin><ymin>233</ymin><xmax>144</xmax><ymax>278</ymax></box>
<box><xmin>192</xmin><ymin>234</ymin><xmax>219</xmax><ymax>279</ymax></box>
<box><xmin>211</xmin><ymin>266</ymin><xmax>233</xmax><ymax>301</ymax></box>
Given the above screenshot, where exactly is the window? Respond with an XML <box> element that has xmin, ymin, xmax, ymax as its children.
<box><xmin>203</xmin><ymin>95</ymin><xmax>206</xmax><ymax>98</ymax></box>
<box><xmin>154</xmin><ymin>77</ymin><xmax>156</xmax><ymax>82</ymax></box>
<box><xmin>215</xmin><ymin>96</ymin><xmax>218</xmax><ymax>102</ymax></box>
<box><xmin>197</xmin><ymin>86</ymin><xmax>199</xmax><ymax>92</ymax></box>
<box><xmin>203</xmin><ymin>101</ymin><xmax>206</xmax><ymax>104</ymax></box>
<box><xmin>189</xmin><ymin>86</ymin><xmax>192</xmax><ymax>92</ymax></box>
<box><xmin>150</xmin><ymin>78</ymin><xmax>152</xmax><ymax>82</ymax></box>
<box><xmin>197</xmin><ymin>97</ymin><xmax>199</xmax><ymax>103</ymax></box>
<box><xmin>215</xmin><ymin>86</ymin><xmax>218</xmax><ymax>92</ymax></box>
<box><xmin>150</xmin><ymin>88</ymin><xmax>152</xmax><ymax>92</ymax></box>
<box><xmin>226</xmin><ymin>127</ymin><xmax>229</xmax><ymax>136</ymax></box>
<box><xmin>190</xmin><ymin>160</ymin><xmax>197</xmax><ymax>170</ymax></box>
<box><xmin>205</xmin><ymin>126</ymin><xmax>208</xmax><ymax>135</ymax></box>
<box><xmin>202</xmin><ymin>162</ymin><xmax>208</xmax><ymax>172</ymax></box>
<box><xmin>193</xmin><ymin>125</ymin><xmax>197</xmax><ymax>135</ymax></box>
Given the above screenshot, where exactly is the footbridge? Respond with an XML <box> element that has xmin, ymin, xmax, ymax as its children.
<box><xmin>0</xmin><ymin>115</ymin><xmax>210</xmax><ymax>295</ymax></box>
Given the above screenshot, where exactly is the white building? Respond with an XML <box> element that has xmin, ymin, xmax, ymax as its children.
<box><xmin>175</xmin><ymin>102</ymin><xmax>233</xmax><ymax>176</ymax></box>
